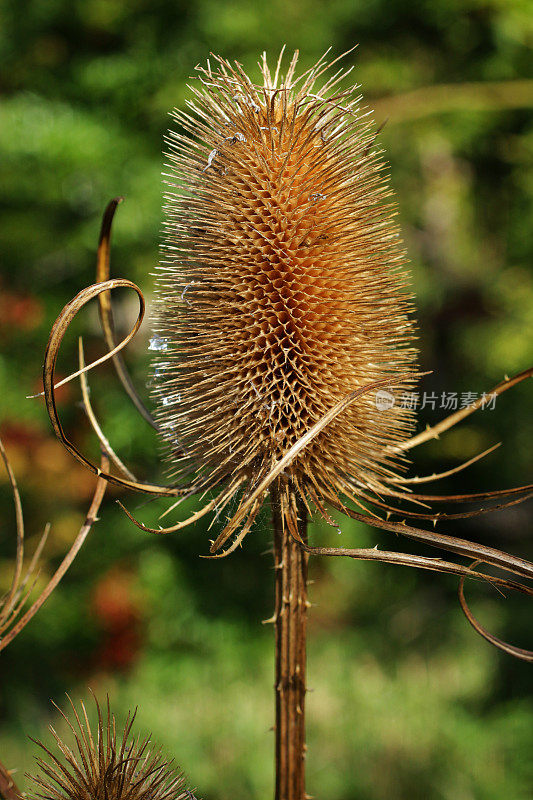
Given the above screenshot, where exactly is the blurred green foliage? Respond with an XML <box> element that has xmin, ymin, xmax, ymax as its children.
<box><xmin>0</xmin><ymin>1</ymin><xmax>532</xmax><ymax>798</ymax></box>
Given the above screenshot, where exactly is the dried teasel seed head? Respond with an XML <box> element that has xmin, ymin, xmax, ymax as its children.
<box><xmin>29</xmin><ymin>696</ymin><xmax>197</xmax><ymax>800</ymax></box>
<box><xmin>151</xmin><ymin>49</ymin><xmax>419</xmax><ymax>549</ymax></box>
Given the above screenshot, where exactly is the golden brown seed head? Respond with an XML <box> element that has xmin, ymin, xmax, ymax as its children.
<box><xmin>152</xmin><ymin>50</ymin><xmax>418</xmax><ymax>546</ymax></box>
<box><xmin>29</xmin><ymin>697</ymin><xmax>195</xmax><ymax>800</ymax></box>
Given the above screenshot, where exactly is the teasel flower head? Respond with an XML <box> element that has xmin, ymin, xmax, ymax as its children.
<box><xmin>28</xmin><ymin>696</ymin><xmax>197</xmax><ymax>800</ymax></box>
<box><xmin>151</xmin><ymin>49</ymin><xmax>419</xmax><ymax>552</ymax></box>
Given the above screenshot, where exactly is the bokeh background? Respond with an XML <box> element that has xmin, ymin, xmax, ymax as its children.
<box><xmin>1</xmin><ymin>1</ymin><xmax>532</xmax><ymax>798</ymax></box>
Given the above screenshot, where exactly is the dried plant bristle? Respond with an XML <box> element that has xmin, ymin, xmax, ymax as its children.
<box><xmin>152</xmin><ymin>49</ymin><xmax>418</xmax><ymax>548</ymax></box>
<box><xmin>29</xmin><ymin>696</ymin><xmax>195</xmax><ymax>800</ymax></box>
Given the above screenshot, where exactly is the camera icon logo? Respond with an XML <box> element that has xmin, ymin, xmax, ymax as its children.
<box><xmin>374</xmin><ymin>389</ymin><xmax>395</xmax><ymax>411</ymax></box>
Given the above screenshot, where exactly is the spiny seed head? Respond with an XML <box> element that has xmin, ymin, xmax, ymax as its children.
<box><xmin>29</xmin><ymin>696</ymin><xmax>196</xmax><ymax>800</ymax></box>
<box><xmin>151</xmin><ymin>49</ymin><xmax>418</xmax><ymax>548</ymax></box>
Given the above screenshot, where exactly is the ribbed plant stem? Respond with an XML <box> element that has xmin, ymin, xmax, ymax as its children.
<box><xmin>272</xmin><ymin>483</ymin><xmax>308</xmax><ymax>800</ymax></box>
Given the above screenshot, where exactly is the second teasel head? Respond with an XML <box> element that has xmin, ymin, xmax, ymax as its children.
<box><xmin>150</xmin><ymin>50</ymin><xmax>419</xmax><ymax>550</ymax></box>
<box><xmin>28</xmin><ymin>697</ymin><xmax>196</xmax><ymax>800</ymax></box>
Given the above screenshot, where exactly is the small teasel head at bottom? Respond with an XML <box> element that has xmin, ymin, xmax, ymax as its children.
<box><xmin>27</xmin><ymin>696</ymin><xmax>197</xmax><ymax>800</ymax></box>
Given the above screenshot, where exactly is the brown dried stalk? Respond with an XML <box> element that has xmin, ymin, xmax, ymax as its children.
<box><xmin>271</xmin><ymin>483</ymin><xmax>308</xmax><ymax>800</ymax></box>
<box><xmin>0</xmin><ymin>443</ymin><xmax>108</xmax><ymax>653</ymax></box>
<box><xmin>37</xmin><ymin>49</ymin><xmax>532</xmax><ymax>800</ymax></box>
<box><xmin>371</xmin><ymin>79</ymin><xmax>533</xmax><ymax>124</ymax></box>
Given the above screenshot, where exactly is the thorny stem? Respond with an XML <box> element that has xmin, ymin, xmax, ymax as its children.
<box><xmin>272</xmin><ymin>482</ymin><xmax>308</xmax><ymax>800</ymax></box>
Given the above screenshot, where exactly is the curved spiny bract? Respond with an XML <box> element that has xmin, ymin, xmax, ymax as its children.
<box><xmin>29</xmin><ymin>697</ymin><xmax>196</xmax><ymax>800</ymax></box>
<box><xmin>152</xmin><ymin>50</ymin><xmax>419</xmax><ymax>546</ymax></box>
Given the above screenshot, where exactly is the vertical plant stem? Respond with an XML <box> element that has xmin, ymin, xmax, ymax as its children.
<box><xmin>272</xmin><ymin>482</ymin><xmax>308</xmax><ymax>800</ymax></box>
